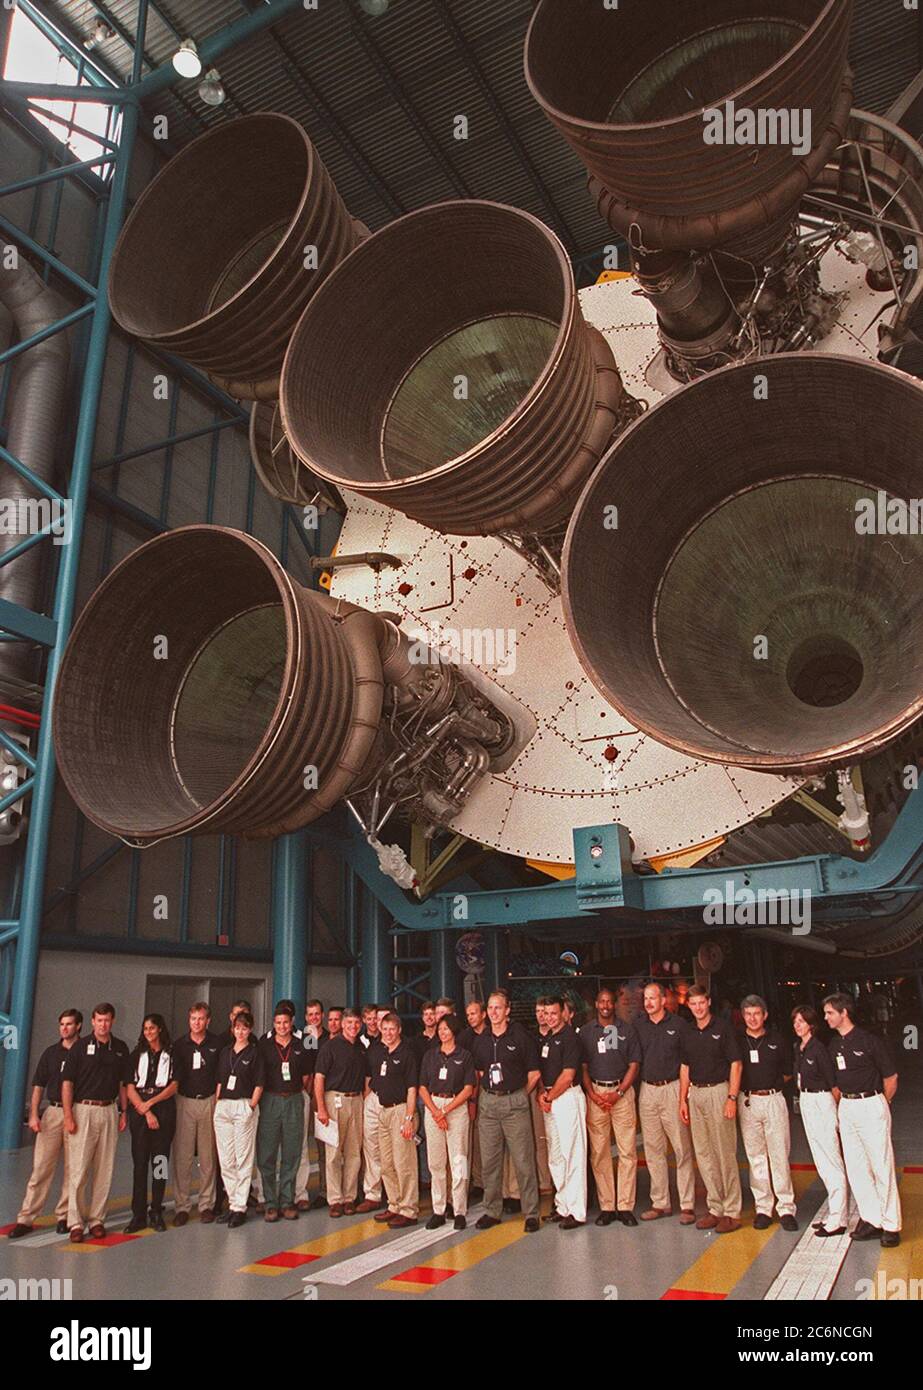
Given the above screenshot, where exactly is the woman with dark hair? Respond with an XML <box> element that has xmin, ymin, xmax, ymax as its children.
<box><xmin>214</xmin><ymin>1009</ymin><xmax>264</xmax><ymax>1228</ymax></box>
<box><xmin>419</xmin><ymin>1012</ymin><xmax>476</xmax><ymax>1231</ymax></box>
<box><xmin>791</xmin><ymin>1005</ymin><xmax>849</xmax><ymax>1237</ymax></box>
<box><xmin>125</xmin><ymin>1014</ymin><xmax>177</xmax><ymax>1233</ymax></box>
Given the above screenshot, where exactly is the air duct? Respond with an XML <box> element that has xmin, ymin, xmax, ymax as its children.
<box><xmin>52</xmin><ymin>526</ymin><xmax>515</xmax><ymax>847</ymax></box>
<box><xmin>562</xmin><ymin>354</ymin><xmax>923</xmax><ymax>776</ymax></box>
<box><xmin>279</xmin><ymin>200</ymin><xmax>638</xmax><ymax>544</ymax></box>
<box><xmin>108</xmin><ymin>113</ymin><xmax>365</xmax><ymax>400</ymax></box>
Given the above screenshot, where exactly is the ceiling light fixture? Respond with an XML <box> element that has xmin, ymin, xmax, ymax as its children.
<box><xmin>172</xmin><ymin>38</ymin><xmax>202</xmax><ymax>79</ymax></box>
<box><xmin>359</xmin><ymin>0</ymin><xmax>390</xmax><ymax>15</ymax></box>
<box><xmin>198</xmin><ymin>69</ymin><xmax>226</xmax><ymax>107</ymax></box>
<box><xmin>84</xmin><ymin>19</ymin><xmax>115</xmax><ymax>50</ymax></box>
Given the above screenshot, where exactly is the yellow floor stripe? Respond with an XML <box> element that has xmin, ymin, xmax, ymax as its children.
<box><xmin>238</xmin><ymin>1217</ymin><xmax>383</xmax><ymax>1275</ymax></box>
<box><xmin>870</xmin><ymin>1170</ymin><xmax>923</xmax><ymax>1300</ymax></box>
<box><xmin>667</xmin><ymin>1168</ymin><xmax>818</xmax><ymax>1296</ymax></box>
<box><xmin>376</xmin><ymin>1219</ymin><xmax>527</xmax><ymax>1291</ymax></box>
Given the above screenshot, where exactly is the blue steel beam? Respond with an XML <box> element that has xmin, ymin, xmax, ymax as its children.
<box><xmin>0</xmin><ymin>81</ymin><xmax>135</xmax><ymax>103</ymax></box>
<box><xmin>93</xmin><ymin>415</ymin><xmax>243</xmax><ymax>471</ymax></box>
<box><xmin>271</xmin><ymin>832</ymin><xmax>308</xmax><ymax>1015</ymax></box>
<box><xmin>132</xmin><ymin>0</ymin><xmax>305</xmax><ymax>101</ymax></box>
<box><xmin>0</xmin><ymin>0</ymin><xmax>148</xmax><ymax>1150</ymax></box>
<box><xmin>0</xmin><ymin>305</ymin><xmax>95</xmax><ymax>369</ymax></box>
<box><xmin>0</xmin><ymin>154</ymin><xmax>115</xmax><ymax>198</ymax></box>
<box><xmin>0</xmin><ymin>212</ymin><xmax>98</xmax><ymax>298</ymax></box>
<box><xmin>0</xmin><ymin>600</ymin><xmax>56</xmax><ymax>646</ymax></box>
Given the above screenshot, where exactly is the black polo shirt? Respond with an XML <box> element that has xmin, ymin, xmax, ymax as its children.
<box><xmin>32</xmin><ymin>1040</ymin><xmax>75</xmax><ymax>1105</ymax></box>
<box><xmin>129</xmin><ymin>1045</ymin><xmax>175</xmax><ymax>1097</ymax></box>
<box><xmin>635</xmin><ymin>1011</ymin><xmax>691</xmax><ymax>1083</ymax></box>
<box><xmin>458</xmin><ymin>1025</ymin><xmax>486</xmax><ymax>1053</ymax></box>
<box><xmin>470</xmin><ymin>1021</ymin><xmax>540</xmax><ymax>1094</ymax></box>
<box><xmin>409</xmin><ymin>1031</ymin><xmax>440</xmax><ymax>1066</ymax></box>
<box><xmin>61</xmin><ymin>1033</ymin><xmax>131</xmax><ymax>1103</ymax></box>
<box><xmin>367</xmin><ymin>1039</ymin><xmax>418</xmax><ymax>1106</ymax></box>
<box><xmin>258</xmin><ymin>1034</ymin><xmax>313</xmax><ymax>1095</ymax></box>
<box><xmin>300</xmin><ymin>1027</ymin><xmax>328</xmax><ymax>1076</ymax></box>
<box><xmin>795</xmin><ymin>1035</ymin><xmax>836</xmax><ymax>1092</ymax></box>
<box><xmin>738</xmin><ymin>1030</ymin><xmax>788</xmax><ymax>1092</ymax></box>
<box><xmin>581</xmin><ymin>1020</ymin><xmax>642</xmax><ymax>1083</ymax></box>
<box><xmin>681</xmin><ymin>1015</ymin><xmax>742</xmax><ymax>1086</ymax></box>
<box><xmin>172</xmin><ymin>1031</ymin><xmax>222</xmax><ymax>1098</ymax></box>
<box><xmin>419</xmin><ymin>1044</ymin><xmax>477</xmax><ymax>1096</ymax></box>
<box><xmin>216</xmin><ymin>1041</ymin><xmax>264</xmax><ymax>1100</ymax></box>
<box><xmin>829</xmin><ymin>1026</ymin><xmax>896</xmax><ymax>1094</ymax></box>
<box><xmin>539</xmin><ymin>1024</ymin><xmax>582</xmax><ymax>1088</ymax></box>
<box><xmin>315</xmin><ymin>1034</ymin><xmax>367</xmax><ymax>1093</ymax></box>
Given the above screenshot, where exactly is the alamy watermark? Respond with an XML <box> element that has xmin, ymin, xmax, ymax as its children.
<box><xmin>702</xmin><ymin>880</ymin><xmax>812</xmax><ymax>934</ymax></box>
<box><xmin>855</xmin><ymin>490</ymin><xmax>923</xmax><ymax>535</ymax></box>
<box><xmin>703</xmin><ymin>101</ymin><xmax>812</xmax><ymax>157</ymax></box>
<box><xmin>406</xmin><ymin>626</ymin><xmax>517</xmax><ymax>677</ymax></box>
<box><xmin>0</xmin><ymin>497</ymin><xmax>71</xmax><ymax>546</ymax></box>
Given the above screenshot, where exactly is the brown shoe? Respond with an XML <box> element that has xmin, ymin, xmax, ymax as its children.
<box><xmin>328</xmin><ymin>1204</ymin><xmax>344</xmax><ymax>1219</ymax></box>
<box><xmin>282</xmin><ymin>1206</ymin><xmax>299</xmax><ymax>1220</ymax></box>
<box><xmin>641</xmin><ymin>1208</ymin><xmax>671</xmax><ymax>1221</ymax></box>
<box><xmin>199</xmin><ymin>1209</ymin><xmax>216</xmax><ymax>1225</ymax></box>
<box><xmin>295</xmin><ymin>1200</ymin><xmax>311</xmax><ymax>1212</ymax></box>
<box><xmin>264</xmin><ymin>1208</ymin><xmax>280</xmax><ymax>1223</ymax></box>
<box><xmin>696</xmin><ymin>1214</ymin><xmax>719</xmax><ymax>1230</ymax></box>
<box><xmin>388</xmin><ymin>1214</ymin><xmax>418</xmax><ymax>1229</ymax></box>
<box><xmin>89</xmin><ymin>1224</ymin><xmax>106</xmax><ymax>1239</ymax></box>
<box><xmin>173</xmin><ymin>1211</ymin><xmax>189</xmax><ymax>1228</ymax></box>
<box><xmin>69</xmin><ymin>1227</ymin><xmax>84</xmax><ymax>1244</ymax></box>
<box><xmin>716</xmin><ymin>1216</ymin><xmax>742</xmax><ymax>1234</ymax></box>
<box><xmin>373</xmin><ymin>1209</ymin><xmax>394</xmax><ymax>1224</ymax></box>
<box><xmin>679</xmin><ymin>1210</ymin><xmax>696</xmax><ymax>1226</ymax></box>
<box><xmin>354</xmin><ymin>1199</ymin><xmax>386</xmax><ymax>1213</ymax></box>
<box><xmin>343</xmin><ymin>1202</ymin><xmax>356</xmax><ymax>1215</ymax></box>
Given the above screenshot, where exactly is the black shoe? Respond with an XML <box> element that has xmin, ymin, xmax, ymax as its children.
<box><xmin>595</xmin><ymin>1211</ymin><xmax>617</xmax><ymax>1227</ymax></box>
<box><xmin>616</xmin><ymin>1211</ymin><xmax>638</xmax><ymax>1227</ymax></box>
<box><xmin>309</xmin><ymin>1195</ymin><xmax>328</xmax><ymax>1211</ymax></box>
<box><xmin>524</xmin><ymin>1217</ymin><xmax>540</xmax><ymax>1233</ymax></box>
<box><xmin>56</xmin><ymin>1220</ymin><xmax>68</xmax><ymax>1234</ymax></box>
<box><xmin>544</xmin><ymin>1210</ymin><xmax>563</xmax><ymax>1222</ymax></box>
<box><xmin>425</xmin><ymin>1214</ymin><xmax>446</xmax><ymax>1230</ymax></box>
<box><xmin>753</xmin><ymin>1213</ymin><xmax>772</xmax><ymax>1230</ymax></box>
<box><xmin>445</xmin><ymin>1204</ymin><xmax>454</xmax><ymax>1218</ymax></box>
<box><xmin>7</xmin><ymin>1224</ymin><xmax>34</xmax><ymax>1240</ymax></box>
<box><xmin>475</xmin><ymin>1214</ymin><xmax>501</xmax><ymax>1230</ymax></box>
<box><xmin>780</xmin><ymin>1214</ymin><xmax>798</xmax><ymax>1232</ymax></box>
<box><xmin>149</xmin><ymin>1211</ymin><xmax>166</xmax><ymax>1232</ymax></box>
<box><xmin>453</xmin><ymin>1215</ymin><xmax>466</xmax><ymax>1231</ymax></box>
<box><xmin>880</xmin><ymin>1231</ymin><xmax>900</xmax><ymax>1248</ymax></box>
<box><xmin>228</xmin><ymin>1211</ymin><xmax>246</xmax><ymax>1229</ymax></box>
<box><xmin>216</xmin><ymin>1210</ymin><xmax>231</xmax><ymax>1224</ymax></box>
<box><xmin>123</xmin><ymin>1217</ymin><xmax>148</xmax><ymax>1234</ymax></box>
<box><xmin>814</xmin><ymin>1225</ymin><xmax>847</xmax><ymax>1238</ymax></box>
<box><xmin>560</xmin><ymin>1215</ymin><xmax>584</xmax><ymax>1230</ymax></box>
<box><xmin>502</xmin><ymin>1198</ymin><xmax>521</xmax><ymax>1214</ymax></box>
<box><xmin>851</xmin><ymin>1220</ymin><xmax>883</xmax><ymax>1241</ymax></box>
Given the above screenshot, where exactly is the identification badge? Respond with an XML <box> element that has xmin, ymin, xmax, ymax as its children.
<box><xmin>798</xmin><ymin>1073</ymin><xmax>803</xmax><ymax>1091</ymax></box>
<box><xmin>489</xmin><ymin>1063</ymin><xmax>503</xmax><ymax>1086</ymax></box>
<box><xmin>541</xmin><ymin>1044</ymin><xmax>550</xmax><ymax>1058</ymax></box>
<box><xmin>380</xmin><ymin>1061</ymin><xmax>387</xmax><ymax>1077</ymax></box>
<box><xmin>438</xmin><ymin>1066</ymin><xmax>448</xmax><ymax>1081</ymax></box>
<box><xmin>193</xmin><ymin>1052</ymin><xmax>202</xmax><ymax>1071</ymax></box>
<box><xmin>226</xmin><ymin>1073</ymin><xmax>237</xmax><ymax>1092</ymax></box>
<box><xmin>836</xmin><ymin>1053</ymin><xmax>847</xmax><ymax>1070</ymax></box>
<box><xmin>335</xmin><ymin>1093</ymin><xmax>343</xmax><ymax>1108</ymax></box>
<box><xmin>749</xmin><ymin>1049</ymin><xmax>759</xmax><ymax>1064</ymax></box>
<box><xmin>87</xmin><ymin>1044</ymin><xmax>95</xmax><ymax>1056</ymax></box>
<box><xmin>597</xmin><ymin>1039</ymin><xmax>607</xmax><ymax>1055</ymax></box>
<box><xmin>281</xmin><ymin>1061</ymin><xmax>291</xmax><ymax>1082</ymax></box>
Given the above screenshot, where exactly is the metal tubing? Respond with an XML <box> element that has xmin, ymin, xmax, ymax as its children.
<box><xmin>0</xmin><ymin>82</ymin><xmax>134</xmax><ymax>103</ymax></box>
<box><xmin>0</xmin><ymin>442</ymin><xmax>66</xmax><ymax>504</ymax></box>
<box><xmin>271</xmin><ymin>832</ymin><xmax>308</xmax><ymax>1015</ymax></box>
<box><xmin>0</xmin><ymin>304</ymin><xmax>93</xmax><ymax>369</ymax></box>
<box><xmin>93</xmin><ymin>416</ymin><xmax>242</xmax><ymax>471</ymax></box>
<box><xmin>0</xmin><ymin>155</ymin><xmax>115</xmax><ymax>199</ymax></box>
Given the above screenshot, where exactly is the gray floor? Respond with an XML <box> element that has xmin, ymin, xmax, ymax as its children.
<box><xmin>1</xmin><ymin>1072</ymin><xmax>919</xmax><ymax>1302</ymax></box>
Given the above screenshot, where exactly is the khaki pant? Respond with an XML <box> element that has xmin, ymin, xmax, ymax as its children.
<box><xmin>502</xmin><ymin>1090</ymin><xmax>550</xmax><ymax>1198</ymax></box>
<box><xmin>173</xmin><ymin>1095</ymin><xmax>218</xmax><ymax>1215</ymax></box>
<box><xmin>544</xmin><ymin>1086</ymin><xmax>588</xmax><ymax>1221</ymax></box>
<box><xmin>688</xmin><ymin>1083</ymin><xmax>742</xmax><ymax>1218</ymax></box>
<box><xmin>586</xmin><ymin>1084</ymin><xmax>637</xmax><ymax>1211</ymax></box>
<box><xmin>65</xmin><ymin>1102</ymin><xmax>118</xmax><ymax>1230</ymax></box>
<box><xmin>378</xmin><ymin>1103</ymin><xmax>419</xmax><ymax>1218</ymax></box>
<box><xmin>468</xmin><ymin>1104</ymin><xmax>482</xmax><ymax>1187</ymax></box>
<box><xmin>839</xmin><ymin>1093</ymin><xmax>902</xmax><ymax>1233</ymax></box>
<box><xmin>739</xmin><ymin>1091</ymin><xmax>795</xmax><ymax>1218</ymax></box>
<box><xmin>323</xmin><ymin>1092</ymin><xmax>363</xmax><ymax>1207</ymax></box>
<box><xmin>295</xmin><ymin>1092</ymin><xmax>327</xmax><ymax>1203</ymax></box>
<box><xmin>17</xmin><ymin>1106</ymin><xmax>69</xmax><ymax>1225</ymax></box>
<box><xmin>478</xmin><ymin>1088</ymin><xmax>539</xmax><ymax>1221</ymax></box>
<box><xmin>362</xmin><ymin>1089</ymin><xmax>383</xmax><ymax>1202</ymax></box>
<box><xmin>639</xmin><ymin>1079</ymin><xmax>696</xmax><ymax>1212</ymax></box>
<box><xmin>213</xmin><ymin>1098</ymin><xmax>258</xmax><ymax>1213</ymax></box>
<box><xmin>424</xmin><ymin>1098</ymin><xmax>470</xmax><ymax>1215</ymax></box>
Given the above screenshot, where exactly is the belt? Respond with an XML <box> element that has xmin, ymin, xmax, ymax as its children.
<box><xmin>45</xmin><ymin>1100</ymin><xmax>62</xmax><ymax>1108</ymax></box>
<box><xmin>841</xmin><ymin>1090</ymin><xmax>882</xmax><ymax>1100</ymax></box>
<box><xmin>379</xmin><ymin>1100</ymin><xmax>408</xmax><ymax>1109</ymax></box>
<box><xmin>431</xmin><ymin>1093</ymin><xmax>456</xmax><ymax>1099</ymax></box>
<box><xmin>744</xmin><ymin>1089</ymin><xmax>781</xmax><ymax>1096</ymax></box>
<box><xmin>182</xmin><ymin>1093</ymin><xmax>212</xmax><ymax>1100</ymax></box>
<box><xmin>690</xmin><ymin>1081</ymin><xmax>725</xmax><ymax>1089</ymax></box>
<box><xmin>77</xmin><ymin>1099</ymin><xmax>115</xmax><ymax>1107</ymax></box>
<box><xmin>800</xmin><ymin>1088</ymin><xmax>831</xmax><ymax>1094</ymax></box>
<box><xmin>330</xmin><ymin>1090</ymin><xmax>361</xmax><ymax>1098</ymax></box>
<box><xmin>592</xmin><ymin>1080</ymin><xmax>625</xmax><ymax>1089</ymax></box>
<box><xmin>266</xmin><ymin>1089</ymin><xmax>302</xmax><ymax>1098</ymax></box>
<box><xmin>485</xmin><ymin>1087</ymin><xmax>523</xmax><ymax>1096</ymax></box>
<box><xmin>643</xmin><ymin>1079</ymin><xmax>675</xmax><ymax>1087</ymax></box>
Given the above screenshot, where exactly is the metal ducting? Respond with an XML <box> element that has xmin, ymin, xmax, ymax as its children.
<box><xmin>524</xmin><ymin>0</ymin><xmax>854</xmax><ymax>254</ymax></box>
<box><xmin>248</xmin><ymin>399</ymin><xmax>345</xmax><ymax>512</ymax></box>
<box><xmin>107</xmin><ymin>113</ymin><xmax>364</xmax><ymax>400</ymax></box>
<box><xmin>279</xmin><ymin>200</ymin><xmax>635</xmax><ymax>538</ymax></box>
<box><xmin>562</xmin><ymin>354</ymin><xmax>923</xmax><ymax>775</ymax></box>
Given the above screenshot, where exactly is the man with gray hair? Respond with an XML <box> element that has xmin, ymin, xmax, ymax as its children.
<box><xmin>737</xmin><ymin>995</ymin><xmax>797</xmax><ymax>1231</ymax></box>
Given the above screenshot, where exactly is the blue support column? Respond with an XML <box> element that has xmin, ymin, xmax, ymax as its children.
<box><xmin>429</xmin><ymin>930</ymin><xmax>456</xmax><ymax>1002</ymax></box>
<box><xmin>483</xmin><ymin>928</ymin><xmax>506</xmax><ymax>997</ymax></box>
<box><xmin>271</xmin><ymin>832</ymin><xmax>309</xmax><ymax>1017</ymax></box>
<box><xmin>359</xmin><ymin>886</ymin><xmax>390</xmax><ymax>1007</ymax></box>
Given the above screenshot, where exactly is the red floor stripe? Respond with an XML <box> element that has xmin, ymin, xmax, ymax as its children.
<box><xmin>392</xmin><ymin>1266</ymin><xmax>458</xmax><ymax>1286</ymax></box>
<box><xmin>0</xmin><ymin>1224</ymin><xmax>18</xmax><ymax>1237</ymax></box>
<box><xmin>662</xmin><ymin>1289</ymin><xmax>726</xmax><ymax>1301</ymax></box>
<box><xmin>85</xmin><ymin>1233</ymin><xmax>142</xmax><ymax>1247</ymax></box>
<box><xmin>258</xmin><ymin>1251</ymin><xmax>320</xmax><ymax>1269</ymax></box>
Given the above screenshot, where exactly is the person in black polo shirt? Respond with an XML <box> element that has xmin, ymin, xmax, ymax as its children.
<box><xmin>61</xmin><ymin>1002</ymin><xmax>131</xmax><ymax>1243</ymax></box>
<box><xmin>214</xmin><ymin>1009</ymin><xmax>264</xmax><ymax>1228</ymax></box>
<box><xmin>679</xmin><ymin>984</ymin><xmax>743</xmax><ymax>1234</ymax></box>
<box><xmin>9</xmin><ymin>1008</ymin><xmax>82</xmax><ymax>1239</ymax></box>
<box><xmin>460</xmin><ymin>999</ymin><xmax>488</xmax><ymax>1199</ymax></box>
<box><xmin>314</xmin><ymin>1008</ymin><xmax>367</xmax><ymax>1217</ymax></box>
<box><xmin>419</xmin><ymin>1013</ymin><xmax>477</xmax><ymax>1231</ymax></box>
<box><xmin>635</xmin><ymin>981</ymin><xmax>696</xmax><ymax>1224</ymax></box>
<box><xmin>470</xmin><ymin>989</ymin><xmax>542</xmax><ymax>1233</ymax></box>
<box><xmin>792</xmin><ymin>1004</ymin><xmax>848</xmax><ymax>1237</ymax></box>
<box><xmin>824</xmin><ymin>992</ymin><xmax>901</xmax><ymax>1246</ymax></box>
<box><xmin>257</xmin><ymin>1005</ymin><xmax>313</xmax><ymax>1222</ymax></box>
<box><xmin>368</xmin><ymin>1012</ymin><xmax>420</xmax><ymax>1228</ymax></box>
<box><xmin>737</xmin><ymin>995</ymin><xmax>797</xmax><ymax>1232</ymax></box>
<box><xmin>295</xmin><ymin>999</ymin><xmax>329</xmax><ymax>1212</ymax></box>
<box><xmin>124</xmin><ymin>1014</ymin><xmax>177</xmax><ymax>1234</ymax></box>
<box><xmin>171</xmin><ymin>1001</ymin><xmax>222</xmax><ymax>1227</ymax></box>
<box><xmin>582</xmin><ymin>987</ymin><xmax>641</xmax><ymax>1227</ymax></box>
<box><xmin>537</xmin><ymin>996</ymin><xmax>586</xmax><ymax>1229</ymax></box>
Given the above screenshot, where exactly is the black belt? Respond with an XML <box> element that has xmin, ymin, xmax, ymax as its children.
<box><xmin>45</xmin><ymin>1101</ymin><xmax>62</xmax><ymax>1107</ymax></box>
<box><xmin>330</xmin><ymin>1090</ymin><xmax>361</xmax><ymax>1097</ymax></box>
<box><xmin>485</xmin><ymin>1087</ymin><xmax>523</xmax><ymax>1096</ymax></box>
<box><xmin>77</xmin><ymin>1099</ymin><xmax>115</xmax><ymax>1107</ymax></box>
<box><xmin>379</xmin><ymin>1100</ymin><xmax>407</xmax><ymax>1109</ymax></box>
<box><xmin>800</xmin><ymin>1088</ymin><xmax>832</xmax><ymax>1094</ymax></box>
<box><xmin>182</xmin><ymin>1093</ymin><xmax>213</xmax><ymax>1100</ymax></box>
<box><xmin>266</xmin><ymin>1090</ymin><xmax>302</xmax><ymax>1098</ymax></box>
<box><xmin>690</xmin><ymin>1081</ymin><xmax>726</xmax><ymax>1089</ymax></box>
<box><xmin>643</xmin><ymin>1079</ymin><xmax>676</xmax><ymax>1087</ymax></box>
<box><xmin>744</xmin><ymin>1089</ymin><xmax>781</xmax><ymax>1096</ymax></box>
<box><xmin>841</xmin><ymin>1090</ymin><xmax>882</xmax><ymax>1099</ymax></box>
<box><xmin>592</xmin><ymin>1079</ymin><xmax>626</xmax><ymax>1088</ymax></box>
<box><xmin>431</xmin><ymin>1093</ymin><xmax>457</xmax><ymax>1099</ymax></box>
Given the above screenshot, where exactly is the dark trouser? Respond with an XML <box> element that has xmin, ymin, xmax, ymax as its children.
<box><xmin>128</xmin><ymin>1101</ymin><xmax>176</xmax><ymax>1221</ymax></box>
<box><xmin>257</xmin><ymin>1092</ymin><xmax>305</xmax><ymax>1209</ymax></box>
<box><xmin>478</xmin><ymin>1089</ymin><xmax>539</xmax><ymax>1221</ymax></box>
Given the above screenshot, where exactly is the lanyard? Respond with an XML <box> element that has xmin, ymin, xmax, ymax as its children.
<box><xmin>228</xmin><ymin>1045</ymin><xmax>249</xmax><ymax>1076</ymax></box>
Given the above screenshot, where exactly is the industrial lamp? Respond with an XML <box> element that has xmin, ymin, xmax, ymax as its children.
<box><xmin>172</xmin><ymin>38</ymin><xmax>202</xmax><ymax>78</ymax></box>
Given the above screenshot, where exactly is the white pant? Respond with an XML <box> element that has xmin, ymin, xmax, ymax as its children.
<box><xmin>543</xmin><ymin>1086</ymin><xmax>587</xmax><ymax>1223</ymax></box>
<box><xmin>738</xmin><ymin>1091</ymin><xmax>795</xmax><ymax>1218</ymax></box>
<box><xmin>214</xmin><ymin>1099</ymin><xmax>259</xmax><ymax>1213</ymax></box>
<box><xmin>362</xmin><ymin>1090</ymin><xmax>382</xmax><ymax>1202</ymax></box>
<box><xmin>295</xmin><ymin>1091</ymin><xmax>313</xmax><ymax>1203</ymax></box>
<box><xmin>838</xmin><ymin>1093</ymin><xmax>901</xmax><ymax>1233</ymax></box>
<box><xmin>799</xmin><ymin>1090</ymin><xmax>849</xmax><ymax>1230</ymax></box>
<box><xmin>423</xmin><ymin>1097</ymin><xmax>470</xmax><ymax>1216</ymax></box>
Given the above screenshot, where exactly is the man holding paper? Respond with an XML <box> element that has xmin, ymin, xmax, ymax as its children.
<box><xmin>314</xmin><ymin>1009</ymin><xmax>366</xmax><ymax>1218</ymax></box>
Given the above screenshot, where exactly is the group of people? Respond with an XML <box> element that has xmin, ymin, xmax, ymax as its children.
<box><xmin>9</xmin><ymin>981</ymin><xmax>902</xmax><ymax>1250</ymax></box>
